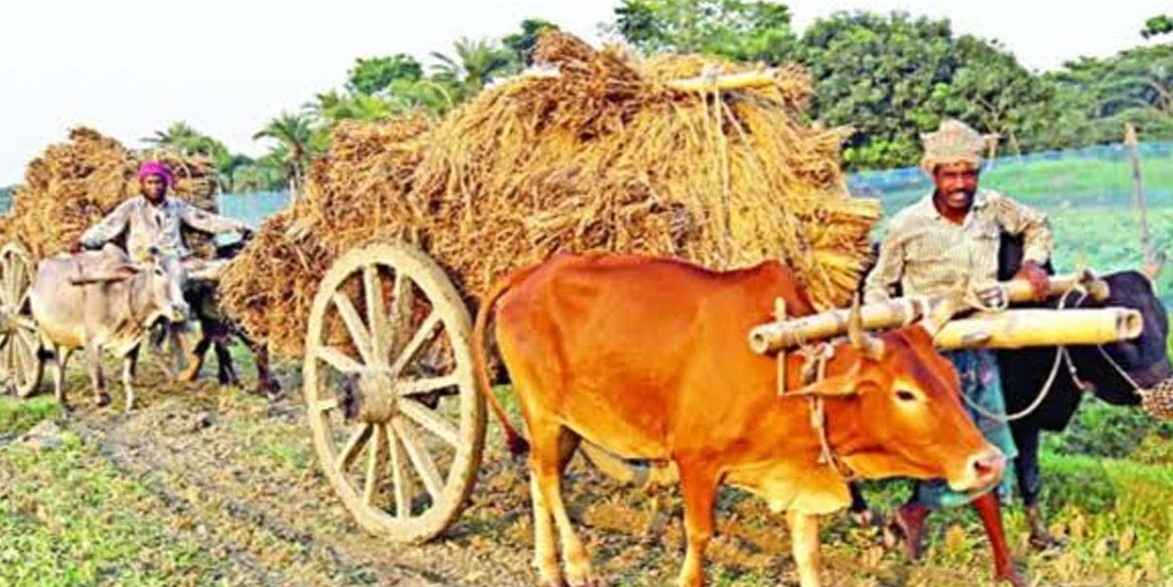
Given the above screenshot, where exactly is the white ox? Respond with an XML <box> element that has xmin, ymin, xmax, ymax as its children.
<box><xmin>30</xmin><ymin>244</ymin><xmax>189</xmax><ymax>411</ymax></box>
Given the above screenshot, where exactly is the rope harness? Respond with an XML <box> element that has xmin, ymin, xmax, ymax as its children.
<box><xmin>955</xmin><ymin>283</ymin><xmax>1173</xmax><ymax>422</ymax></box>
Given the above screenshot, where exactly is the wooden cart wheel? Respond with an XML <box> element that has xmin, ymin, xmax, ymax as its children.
<box><xmin>0</xmin><ymin>244</ymin><xmax>42</xmax><ymax>398</ymax></box>
<box><xmin>579</xmin><ymin>441</ymin><xmax>678</xmax><ymax>490</ymax></box>
<box><xmin>303</xmin><ymin>243</ymin><xmax>486</xmax><ymax>543</ymax></box>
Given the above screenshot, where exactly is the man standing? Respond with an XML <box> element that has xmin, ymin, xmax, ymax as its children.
<box><xmin>74</xmin><ymin>161</ymin><xmax>251</xmax><ymax>280</ymax></box>
<box><xmin>863</xmin><ymin>119</ymin><xmax>1052</xmax><ymax>587</ymax></box>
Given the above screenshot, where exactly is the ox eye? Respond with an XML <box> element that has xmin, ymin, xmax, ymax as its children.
<box><xmin>896</xmin><ymin>389</ymin><xmax>917</xmax><ymax>402</ymax></box>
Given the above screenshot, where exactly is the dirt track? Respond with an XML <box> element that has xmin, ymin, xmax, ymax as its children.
<box><xmin>11</xmin><ymin>358</ymin><xmax>1161</xmax><ymax>587</ymax></box>
<box><xmin>17</xmin><ymin>358</ymin><xmax>925</xmax><ymax>587</ymax></box>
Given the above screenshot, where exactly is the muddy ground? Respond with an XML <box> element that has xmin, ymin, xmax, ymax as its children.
<box><xmin>2</xmin><ymin>353</ymin><xmax>1170</xmax><ymax>587</ymax></box>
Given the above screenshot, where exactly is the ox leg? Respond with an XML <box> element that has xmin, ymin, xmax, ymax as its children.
<box><xmin>51</xmin><ymin>346</ymin><xmax>73</xmax><ymax>412</ymax></box>
<box><xmin>1012</xmin><ymin>427</ymin><xmax>1061</xmax><ymax>550</ymax></box>
<box><xmin>122</xmin><ymin>346</ymin><xmax>140</xmax><ymax>412</ymax></box>
<box><xmin>86</xmin><ymin>340</ymin><xmax>111</xmax><ymax>408</ymax></box>
<box><xmin>677</xmin><ymin>465</ymin><xmax>718</xmax><ymax>587</ymax></box>
<box><xmin>214</xmin><ymin>338</ymin><xmax>240</xmax><ymax>387</ymax></box>
<box><xmin>848</xmin><ymin>481</ymin><xmax>881</xmax><ymax>528</ymax></box>
<box><xmin>972</xmin><ymin>492</ymin><xmax>1027</xmax><ymax>587</ymax></box>
<box><xmin>529</xmin><ymin>475</ymin><xmax>563</xmax><ymax>587</ymax></box>
<box><xmin>531</xmin><ymin>423</ymin><xmax>597</xmax><ymax>587</ymax></box>
<box><xmin>787</xmin><ymin>510</ymin><xmax>823</xmax><ymax>587</ymax></box>
<box><xmin>178</xmin><ymin>331</ymin><xmax>211</xmax><ymax>383</ymax></box>
<box><xmin>234</xmin><ymin>325</ymin><xmax>281</xmax><ymax>400</ymax></box>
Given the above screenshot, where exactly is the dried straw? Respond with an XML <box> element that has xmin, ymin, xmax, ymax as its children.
<box><xmin>220</xmin><ymin>32</ymin><xmax>882</xmax><ymax>357</ymax></box>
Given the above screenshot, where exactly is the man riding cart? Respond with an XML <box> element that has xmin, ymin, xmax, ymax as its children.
<box><xmin>73</xmin><ymin>161</ymin><xmax>253</xmax><ymax>281</ymax></box>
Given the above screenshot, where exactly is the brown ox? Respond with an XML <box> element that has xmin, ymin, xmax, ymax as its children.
<box><xmin>472</xmin><ymin>253</ymin><xmax>1005</xmax><ymax>587</ymax></box>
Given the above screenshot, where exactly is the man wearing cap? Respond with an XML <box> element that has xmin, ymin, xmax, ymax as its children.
<box><xmin>863</xmin><ymin>119</ymin><xmax>1052</xmax><ymax>587</ymax></box>
<box><xmin>74</xmin><ymin>161</ymin><xmax>252</xmax><ymax>280</ymax></box>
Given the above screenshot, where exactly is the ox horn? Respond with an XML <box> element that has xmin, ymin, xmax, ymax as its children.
<box><xmin>847</xmin><ymin>293</ymin><xmax>885</xmax><ymax>360</ymax></box>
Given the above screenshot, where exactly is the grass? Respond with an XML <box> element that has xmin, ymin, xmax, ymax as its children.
<box><xmin>0</xmin><ymin>396</ymin><xmax>61</xmax><ymax>437</ymax></box>
<box><xmin>0</xmin><ymin>433</ymin><xmax>235</xmax><ymax>587</ymax></box>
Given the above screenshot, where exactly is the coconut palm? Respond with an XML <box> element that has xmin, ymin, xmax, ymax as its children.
<box><xmin>429</xmin><ymin>37</ymin><xmax>518</xmax><ymax>100</ymax></box>
<box><xmin>253</xmin><ymin>112</ymin><xmax>315</xmax><ymax>198</ymax></box>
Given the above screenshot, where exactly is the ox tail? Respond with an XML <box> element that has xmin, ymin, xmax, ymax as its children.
<box><xmin>472</xmin><ymin>265</ymin><xmax>537</xmax><ymax>459</ymax></box>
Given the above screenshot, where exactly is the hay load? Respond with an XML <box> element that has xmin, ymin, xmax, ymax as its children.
<box><xmin>220</xmin><ymin>32</ymin><xmax>883</xmax><ymax>356</ymax></box>
<box><xmin>2</xmin><ymin>127</ymin><xmax>219</xmax><ymax>259</ymax></box>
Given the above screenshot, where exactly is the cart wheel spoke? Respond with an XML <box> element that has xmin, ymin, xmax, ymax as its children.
<box><xmin>394</xmin><ymin>418</ymin><xmax>445</xmax><ymax>500</ymax></box>
<box><xmin>388</xmin><ymin>425</ymin><xmax>413</xmax><ymax>519</ymax></box>
<box><xmin>363</xmin><ymin>425</ymin><xmax>389</xmax><ymax>506</ymax></box>
<box><xmin>389</xmin><ymin>311</ymin><xmax>441</xmax><ymax>377</ymax></box>
<box><xmin>316</xmin><ymin>346</ymin><xmax>364</xmax><ymax>375</ymax></box>
<box><xmin>333</xmin><ymin>293</ymin><xmax>374</xmax><ymax>365</ymax></box>
<box><xmin>337</xmin><ymin>423</ymin><xmax>372</xmax><ymax>474</ymax></box>
<box><xmin>399</xmin><ymin>399</ymin><xmax>460</xmax><ymax>448</ymax></box>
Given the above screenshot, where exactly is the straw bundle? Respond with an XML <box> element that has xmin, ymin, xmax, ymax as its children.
<box><xmin>2</xmin><ymin>127</ymin><xmax>219</xmax><ymax>259</ymax></box>
<box><xmin>220</xmin><ymin>32</ymin><xmax>882</xmax><ymax>357</ymax></box>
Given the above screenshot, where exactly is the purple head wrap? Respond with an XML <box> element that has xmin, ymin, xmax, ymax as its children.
<box><xmin>137</xmin><ymin>161</ymin><xmax>175</xmax><ymax>187</ymax></box>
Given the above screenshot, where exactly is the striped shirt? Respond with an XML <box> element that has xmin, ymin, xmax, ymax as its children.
<box><xmin>863</xmin><ymin>190</ymin><xmax>1053</xmax><ymax>304</ymax></box>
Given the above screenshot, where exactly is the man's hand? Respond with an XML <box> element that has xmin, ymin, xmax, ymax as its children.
<box><xmin>1015</xmin><ymin>261</ymin><xmax>1050</xmax><ymax>301</ymax></box>
<box><xmin>69</xmin><ymin>241</ymin><xmax>85</xmax><ymax>254</ymax></box>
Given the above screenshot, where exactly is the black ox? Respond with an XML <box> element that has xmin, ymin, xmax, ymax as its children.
<box><xmin>852</xmin><ymin>233</ymin><xmax>1173</xmax><ymax>548</ymax></box>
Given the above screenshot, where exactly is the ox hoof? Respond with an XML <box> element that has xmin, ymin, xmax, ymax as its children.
<box><xmin>1029</xmin><ymin>530</ymin><xmax>1066</xmax><ymax>553</ymax></box>
<box><xmin>886</xmin><ymin>504</ymin><xmax>929</xmax><ymax>562</ymax></box>
<box><xmin>256</xmin><ymin>382</ymin><xmax>283</xmax><ymax>402</ymax></box>
<box><xmin>95</xmin><ymin>393</ymin><xmax>112</xmax><ymax>408</ymax></box>
<box><xmin>567</xmin><ymin>575</ymin><xmax>601</xmax><ymax>587</ymax></box>
<box><xmin>995</xmin><ymin>567</ymin><xmax>1028</xmax><ymax>587</ymax></box>
<box><xmin>178</xmin><ymin>368</ymin><xmax>199</xmax><ymax>383</ymax></box>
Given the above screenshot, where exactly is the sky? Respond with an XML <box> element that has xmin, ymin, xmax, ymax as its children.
<box><xmin>1</xmin><ymin>0</ymin><xmax>1169</xmax><ymax>185</ymax></box>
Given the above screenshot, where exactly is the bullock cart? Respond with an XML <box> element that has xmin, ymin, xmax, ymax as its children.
<box><xmin>0</xmin><ymin>239</ymin><xmax>233</xmax><ymax>401</ymax></box>
<box><xmin>0</xmin><ymin>243</ymin><xmax>42</xmax><ymax>398</ymax></box>
<box><xmin>292</xmin><ymin>240</ymin><xmax>1148</xmax><ymax>542</ymax></box>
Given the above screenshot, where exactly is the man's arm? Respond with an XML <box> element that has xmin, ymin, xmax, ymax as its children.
<box><xmin>989</xmin><ymin>193</ymin><xmax>1053</xmax><ymax>265</ymax></box>
<box><xmin>178</xmin><ymin>201</ymin><xmax>249</xmax><ymax>235</ymax></box>
<box><xmin>79</xmin><ymin>200</ymin><xmax>133</xmax><ymax>249</ymax></box>
<box><xmin>989</xmin><ymin>193</ymin><xmax>1052</xmax><ymax>299</ymax></box>
<box><xmin>863</xmin><ymin>232</ymin><xmax>905</xmax><ymax>305</ymax></box>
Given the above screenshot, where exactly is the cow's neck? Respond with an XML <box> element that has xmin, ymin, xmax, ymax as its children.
<box><xmin>125</xmin><ymin>272</ymin><xmax>156</xmax><ymax>326</ymax></box>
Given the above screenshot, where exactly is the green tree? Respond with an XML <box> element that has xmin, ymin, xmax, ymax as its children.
<box><xmin>143</xmin><ymin>122</ymin><xmax>250</xmax><ymax>192</ymax></box>
<box><xmin>797</xmin><ymin>11</ymin><xmax>963</xmax><ymax>169</ymax></box>
<box><xmin>945</xmin><ymin>36</ymin><xmax>1055</xmax><ymax>155</ymax></box>
<box><xmin>1143</xmin><ymin>14</ymin><xmax>1173</xmax><ymax>39</ymax></box>
<box><xmin>792</xmin><ymin>11</ymin><xmax>1057</xmax><ymax>169</ymax></box>
<box><xmin>609</xmin><ymin>0</ymin><xmax>795</xmax><ymax>63</ymax></box>
<box><xmin>346</xmin><ymin>54</ymin><xmax>424</xmax><ymax>95</ymax></box>
<box><xmin>143</xmin><ymin>122</ymin><xmax>203</xmax><ymax>153</ymax></box>
<box><xmin>253</xmin><ymin>112</ymin><xmax>316</xmax><ymax>198</ymax></box>
<box><xmin>429</xmin><ymin>37</ymin><xmax>518</xmax><ymax>100</ymax></box>
<box><xmin>503</xmin><ymin>18</ymin><xmax>560</xmax><ymax>66</ymax></box>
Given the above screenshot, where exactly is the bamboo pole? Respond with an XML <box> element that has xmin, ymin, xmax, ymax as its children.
<box><xmin>664</xmin><ymin>68</ymin><xmax>780</xmax><ymax>93</ymax></box>
<box><xmin>1125</xmin><ymin>123</ymin><xmax>1164</xmax><ymax>280</ymax></box>
<box><xmin>933</xmin><ymin>308</ymin><xmax>1142</xmax><ymax>350</ymax></box>
<box><xmin>748</xmin><ymin>271</ymin><xmax>1109</xmax><ymax>354</ymax></box>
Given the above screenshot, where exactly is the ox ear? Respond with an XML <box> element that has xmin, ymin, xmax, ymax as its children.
<box><xmin>785</xmin><ymin>363</ymin><xmax>863</xmax><ymax>398</ymax></box>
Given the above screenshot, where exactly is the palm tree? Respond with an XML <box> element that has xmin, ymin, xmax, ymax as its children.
<box><xmin>429</xmin><ymin>37</ymin><xmax>518</xmax><ymax>100</ymax></box>
<box><xmin>143</xmin><ymin>121</ymin><xmax>202</xmax><ymax>152</ymax></box>
<box><xmin>253</xmin><ymin>112</ymin><xmax>315</xmax><ymax>199</ymax></box>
